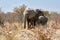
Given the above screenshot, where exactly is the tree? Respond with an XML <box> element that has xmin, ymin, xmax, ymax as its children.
<box><xmin>13</xmin><ymin>4</ymin><xmax>26</xmax><ymax>14</ymax></box>
<box><xmin>13</xmin><ymin>4</ymin><xmax>27</xmax><ymax>22</ymax></box>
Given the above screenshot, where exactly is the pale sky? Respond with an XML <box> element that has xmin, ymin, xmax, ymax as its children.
<box><xmin>0</xmin><ymin>0</ymin><xmax>60</xmax><ymax>12</ymax></box>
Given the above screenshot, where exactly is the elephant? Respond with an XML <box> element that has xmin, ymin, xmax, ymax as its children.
<box><xmin>23</xmin><ymin>8</ymin><xmax>45</xmax><ymax>29</ymax></box>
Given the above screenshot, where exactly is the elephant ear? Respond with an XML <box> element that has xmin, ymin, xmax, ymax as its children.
<box><xmin>28</xmin><ymin>10</ymin><xmax>37</xmax><ymax>19</ymax></box>
<box><xmin>36</xmin><ymin>9</ymin><xmax>44</xmax><ymax>16</ymax></box>
<box><xmin>26</xmin><ymin>9</ymin><xmax>37</xmax><ymax>19</ymax></box>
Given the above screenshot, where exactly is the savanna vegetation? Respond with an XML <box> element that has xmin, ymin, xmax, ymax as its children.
<box><xmin>0</xmin><ymin>4</ymin><xmax>60</xmax><ymax>40</ymax></box>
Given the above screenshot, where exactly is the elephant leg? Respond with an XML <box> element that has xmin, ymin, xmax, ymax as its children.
<box><xmin>27</xmin><ymin>19</ymin><xmax>31</xmax><ymax>29</ymax></box>
<box><xmin>33</xmin><ymin>20</ymin><xmax>36</xmax><ymax>28</ymax></box>
<box><xmin>27</xmin><ymin>21</ymin><xmax>29</xmax><ymax>28</ymax></box>
<box><xmin>34</xmin><ymin>20</ymin><xmax>36</xmax><ymax>26</ymax></box>
<box><xmin>30</xmin><ymin>21</ymin><xmax>33</xmax><ymax>29</ymax></box>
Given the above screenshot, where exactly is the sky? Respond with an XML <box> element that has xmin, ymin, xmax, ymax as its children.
<box><xmin>0</xmin><ymin>0</ymin><xmax>60</xmax><ymax>12</ymax></box>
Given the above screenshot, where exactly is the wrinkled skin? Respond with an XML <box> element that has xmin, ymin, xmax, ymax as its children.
<box><xmin>23</xmin><ymin>9</ymin><xmax>45</xmax><ymax>29</ymax></box>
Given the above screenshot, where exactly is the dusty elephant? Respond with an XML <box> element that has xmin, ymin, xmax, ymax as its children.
<box><xmin>23</xmin><ymin>8</ymin><xmax>45</xmax><ymax>29</ymax></box>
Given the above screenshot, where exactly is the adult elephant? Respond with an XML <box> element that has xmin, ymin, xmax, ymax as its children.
<box><xmin>23</xmin><ymin>8</ymin><xmax>45</xmax><ymax>29</ymax></box>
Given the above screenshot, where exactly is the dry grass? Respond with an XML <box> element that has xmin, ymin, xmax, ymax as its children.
<box><xmin>0</xmin><ymin>20</ymin><xmax>60</xmax><ymax>40</ymax></box>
